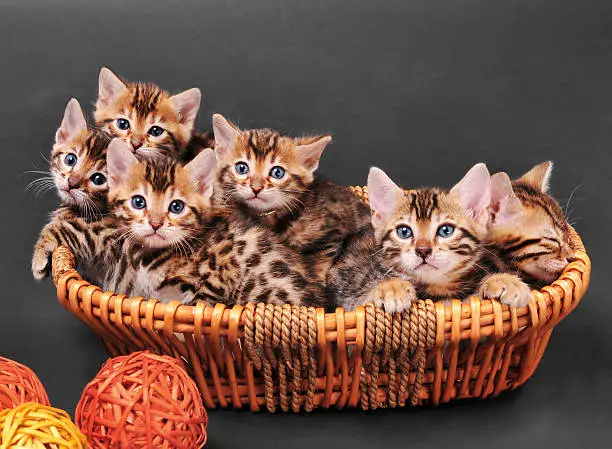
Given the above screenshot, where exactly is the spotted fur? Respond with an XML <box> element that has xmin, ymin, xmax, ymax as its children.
<box><xmin>101</xmin><ymin>139</ymin><xmax>326</xmax><ymax>307</ymax></box>
<box><xmin>94</xmin><ymin>67</ymin><xmax>213</xmax><ymax>161</ymax></box>
<box><xmin>329</xmin><ymin>165</ymin><xmax>494</xmax><ymax>311</ymax></box>
<box><xmin>212</xmin><ymin>114</ymin><xmax>371</xmax><ymax>271</ymax></box>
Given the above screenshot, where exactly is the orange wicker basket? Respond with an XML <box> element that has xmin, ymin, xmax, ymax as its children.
<box><xmin>49</xmin><ymin>188</ymin><xmax>591</xmax><ymax>413</ymax></box>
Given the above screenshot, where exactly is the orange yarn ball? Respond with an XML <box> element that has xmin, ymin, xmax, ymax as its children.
<box><xmin>0</xmin><ymin>356</ymin><xmax>50</xmax><ymax>410</ymax></box>
<box><xmin>75</xmin><ymin>351</ymin><xmax>207</xmax><ymax>449</ymax></box>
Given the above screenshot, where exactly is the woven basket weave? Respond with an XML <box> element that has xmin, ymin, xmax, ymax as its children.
<box><xmin>50</xmin><ymin>187</ymin><xmax>591</xmax><ymax>412</ymax></box>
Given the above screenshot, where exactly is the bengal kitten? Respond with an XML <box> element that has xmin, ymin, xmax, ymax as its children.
<box><xmin>328</xmin><ymin>164</ymin><xmax>493</xmax><ymax>313</ymax></box>
<box><xmin>212</xmin><ymin>114</ymin><xmax>371</xmax><ymax>270</ymax></box>
<box><xmin>480</xmin><ymin>161</ymin><xmax>575</xmax><ymax>307</ymax></box>
<box><xmin>31</xmin><ymin>99</ymin><xmax>112</xmax><ymax>280</ymax></box>
<box><xmin>102</xmin><ymin>139</ymin><xmax>327</xmax><ymax>307</ymax></box>
<box><xmin>94</xmin><ymin>67</ymin><xmax>214</xmax><ymax>161</ymax></box>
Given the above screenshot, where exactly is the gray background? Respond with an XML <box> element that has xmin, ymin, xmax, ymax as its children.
<box><xmin>0</xmin><ymin>0</ymin><xmax>610</xmax><ymax>447</ymax></box>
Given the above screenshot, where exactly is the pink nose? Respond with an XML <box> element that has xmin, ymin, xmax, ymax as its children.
<box><xmin>415</xmin><ymin>247</ymin><xmax>432</xmax><ymax>259</ymax></box>
<box><xmin>151</xmin><ymin>223</ymin><xmax>162</xmax><ymax>231</ymax></box>
<box><xmin>251</xmin><ymin>186</ymin><xmax>263</xmax><ymax>196</ymax></box>
<box><xmin>131</xmin><ymin>140</ymin><xmax>143</xmax><ymax>150</ymax></box>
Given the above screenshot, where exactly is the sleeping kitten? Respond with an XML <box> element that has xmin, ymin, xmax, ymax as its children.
<box><xmin>328</xmin><ymin>164</ymin><xmax>493</xmax><ymax>312</ymax></box>
<box><xmin>31</xmin><ymin>99</ymin><xmax>112</xmax><ymax>280</ymax></box>
<box><xmin>212</xmin><ymin>114</ymin><xmax>371</xmax><ymax>270</ymax></box>
<box><xmin>102</xmin><ymin>139</ymin><xmax>327</xmax><ymax>307</ymax></box>
<box><xmin>479</xmin><ymin>161</ymin><xmax>575</xmax><ymax>307</ymax></box>
<box><xmin>94</xmin><ymin>67</ymin><xmax>213</xmax><ymax>161</ymax></box>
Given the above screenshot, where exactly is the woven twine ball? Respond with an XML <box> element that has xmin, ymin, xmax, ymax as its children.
<box><xmin>75</xmin><ymin>351</ymin><xmax>208</xmax><ymax>449</ymax></box>
<box><xmin>0</xmin><ymin>355</ymin><xmax>50</xmax><ymax>411</ymax></box>
<box><xmin>0</xmin><ymin>402</ymin><xmax>88</xmax><ymax>448</ymax></box>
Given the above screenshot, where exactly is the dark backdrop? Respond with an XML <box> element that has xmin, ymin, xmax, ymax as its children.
<box><xmin>0</xmin><ymin>0</ymin><xmax>610</xmax><ymax>447</ymax></box>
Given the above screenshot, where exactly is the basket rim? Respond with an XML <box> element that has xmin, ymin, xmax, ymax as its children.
<box><xmin>50</xmin><ymin>223</ymin><xmax>590</xmax><ymax>344</ymax></box>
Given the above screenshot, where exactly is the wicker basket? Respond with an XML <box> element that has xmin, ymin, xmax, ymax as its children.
<box><xmin>50</xmin><ymin>188</ymin><xmax>591</xmax><ymax>413</ymax></box>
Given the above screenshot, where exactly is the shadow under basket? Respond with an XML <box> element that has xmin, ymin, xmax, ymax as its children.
<box><xmin>50</xmin><ymin>189</ymin><xmax>591</xmax><ymax>413</ymax></box>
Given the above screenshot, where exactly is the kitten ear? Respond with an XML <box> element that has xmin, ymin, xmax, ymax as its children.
<box><xmin>516</xmin><ymin>161</ymin><xmax>553</xmax><ymax>193</ymax></box>
<box><xmin>170</xmin><ymin>88</ymin><xmax>201</xmax><ymax>130</ymax></box>
<box><xmin>212</xmin><ymin>114</ymin><xmax>241</xmax><ymax>158</ymax></box>
<box><xmin>55</xmin><ymin>98</ymin><xmax>87</xmax><ymax>144</ymax></box>
<box><xmin>184</xmin><ymin>148</ymin><xmax>217</xmax><ymax>199</ymax></box>
<box><xmin>367</xmin><ymin>167</ymin><xmax>405</xmax><ymax>229</ymax></box>
<box><xmin>106</xmin><ymin>138</ymin><xmax>139</xmax><ymax>187</ymax></box>
<box><xmin>295</xmin><ymin>135</ymin><xmax>332</xmax><ymax>172</ymax></box>
<box><xmin>97</xmin><ymin>67</ymin><xmax>127</xmax><ymax>107</ymax></box>
<box><xmin>490</xmin><ymin>172</ymin><xmax>523</xmax><ymax>224</ymax></box>
<box><xmin>449</xmin><ymin>163</ymin><xmax>491</xmax><ymax>223</ymax></box>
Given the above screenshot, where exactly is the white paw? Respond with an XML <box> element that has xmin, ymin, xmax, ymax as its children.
<box><xmin>31</xmin><ymin>248</ymin><xmax>51</xmax><ymax>280</ymax></box>
<box><xmin>480</xmin><ymin>273</ymin><xmax>532</xmax><ymax>307</ymax></box>
<box><xmin>370</xmin><ymin>279</ymin><xmax>417</xmax><ymax>313</ymax></box>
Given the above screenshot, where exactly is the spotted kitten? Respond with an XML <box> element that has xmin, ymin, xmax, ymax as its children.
<box><xmin>479</xmin><ymin>161</ymin><xmax>575</xmax><ymax>307</ymax></box>
<box><xmin>328</xmin><ymin>164</ymin><xmax>494</xmax><ymax>312</ymax></box>
<box><xmin>102</xmin><ymin>139</ymin><xmax>327</xmax><ymax>307</ymax></box>
<box><xmin>212</xmin><ymin>114</ymin><xmax>371</xmax><ymax>270</ymax></box>
<box><xmin>94</xmin><ymin>67</ymin><xmax>213</xmax><ymax>161</ymax></box>
<box><xmin>32</xmin><ymin>99</ymin><xmax>112</xmax><ymax>280</ymax></box>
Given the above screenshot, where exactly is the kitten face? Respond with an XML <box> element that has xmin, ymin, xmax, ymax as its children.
<box><xmin>367</xmin><ymin>165</ymin><xmax>491</xmax><ymax>290</ymax></box>
<box><xmin>212</xmin><ymin>114</ymin><xmax>331</xmax><ymax>214</ymax></box>
<box><xmin>94</xmin><ymin>67</ymin><xmax>201</xmax><ymax>159</ymax></box>
<box><xmin>106</xmin><ymin>139</ymin><xmax>216</xmax><ymax>250</ymax></box>
<box><xmin>51</xmin><ymin>99</ymin><xmax>110</xmax><ymax>213</ymax></box>
<box><xmin>489</xmin><ymin>162</ymin><xmax>574</xmax><ymax>284</ymax></box>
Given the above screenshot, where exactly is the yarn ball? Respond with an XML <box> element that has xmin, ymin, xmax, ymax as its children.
<box><xmin>0</xmin><ymin>355</ymin><xmax>50</xmax><ymax>410</ymax></box>
<box><xmin>75</xmin><ymin>351</ymin><xmax>207</xmax><ymax>449</ymax></box>
<box><xmin>0</xmin><ymin>402</ymin><xmax>88</xmax><ymax>448</ymax></box>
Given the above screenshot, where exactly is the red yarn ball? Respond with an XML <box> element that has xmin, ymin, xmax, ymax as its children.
<box><xmin>0</xmin><ymin>356</ymin><xmax>50</xmax><ymax>410</ymax></box>
<box><xmin>75</xmin><ymin>351</ymin><xmax>207</xmax><ymax>449</ymax></box>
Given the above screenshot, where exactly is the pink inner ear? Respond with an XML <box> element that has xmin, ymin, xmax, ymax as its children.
<box><xmin>56</xmin><ymin>99</ymin><xmax>87</xmax><ymax>144</ymax></box>
<box><xmin>450</xmin><ymin>163</ymin><xmax>491</xmax><ymax>219</ymax></box>
<box><xmin>171</xmin><ymin>88</ymin><xmax>201</xmax><ymax>128</ymax></box>
<box><xmin>184</xmin><ymin>148</ymin><xmax>217</xmax><ymax>197</ymax></box>
<box><xmin>107</xmin><ymin>139</ymin><xmax>139</xmax><ymax>186</ymax></box>
<box><xmin>490</xmin><ymin>172</ymin><xmax>522</xmax><ymax>223</ymax></box>
<box><xmin>295</xmin><ymin>136</ymin><xmax>331</xmax><ymax>172</ymax></box>
<box><xmin>212</xmin><ymin>114</ymin><xmax>240</xmax><ymax>157</ymax></box>
<box><xmin>367</xmin><ymin>167</ymin><xmax>405</xmax><ymax>227</ymax></box>
<box><xmin>98</xmin><ymin>67</ymin><xmax>127</xmax><ymax>106</ymax></box>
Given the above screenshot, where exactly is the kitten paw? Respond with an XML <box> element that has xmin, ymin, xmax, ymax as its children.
<box><xmin>480</xmin><ymin>273</ymin><xmax>532</xmax><ymax>308</ymax></box>
<box><xmin>31</xmin><ymin>248</ymin><xmax>51</xmax><ymax>280</ymax></box>
<box><xmin>370</xmin><ymin>279</ymin><xmax>417</xmax><ymax>313</ymax></box>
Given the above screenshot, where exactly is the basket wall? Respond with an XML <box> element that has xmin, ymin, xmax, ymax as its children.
<box><xmin>50</xmin><ymin>194</ymin><xmax>591</xmax><ymax>412</ymax></box>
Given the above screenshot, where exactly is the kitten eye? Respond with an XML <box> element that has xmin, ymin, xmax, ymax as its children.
<box><xmin>131</xmin><ymin>195</ymin><xmax>146</xmax><ymax>210</ymax></box>
<box><xmin>396</xmin><ymin>226</ymin><xmax>413</xmax><ymax>239</ymax></box>
<box><xmin>235</xmin><ymin>162</ymin><xmax>249</xmax><ymax>175</ymax></box>
<box><xmin>437</xmin><ymin>224</ymin><xmax>455</xmax><ymax>238</ymax></box>
<box><xmin>269</xmin><ymin>166</ymin><xmax>286</xmax><ymax>179</ymax></box>
<box><xmin>148</xmin><ymin>126</ymin><xmax>164</xmax><ymax>137</ymax></box>
<box><xmin>90</xmin><ymin>173</ymin><xmax>107</xmax><ymax>186</ymax></box>
<box><xmin>116</xmin><ymin>118</ymin><xmax>130</xmax><ymax>131</ymax></box>
<box><xmin>64</xmin><ymin>153</ymin><xmax>77</xmax><ymax>167</ymax></box>
<box><xmin>169</xmin><ymin>200</ymin><xmax>185</xmax><ymax>214</ymax></box>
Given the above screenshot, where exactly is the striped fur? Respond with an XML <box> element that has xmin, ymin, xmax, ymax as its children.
<box><xmin>102</xmin><ymin>151</ymin><xmax>327</xmax><ymax>307</ymax></box>
<box><xmin>329</xmin><ymin>166</ymin><xmax>493</xmax><ymax>312</ymax></box>
<box><xmin>94</xmin><ymin>68</ymin><xmax>213</xmax><ymax>162</ymax></box>
<box><xmin>213</xmin><ymin>119</ymin><xmax>371</xmax><ymax>273</ymax></box>
<box><xmin>487</xmin><ymin>162</ymin><xmax>574</xmax><ymax>288</ymax></box>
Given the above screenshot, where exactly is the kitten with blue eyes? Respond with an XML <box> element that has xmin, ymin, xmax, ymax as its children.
<box><xmin>32</xmin><ymin>98</ymin><xmax>112</xmax><ymax>280</ymax></box>
<box><xmin>94</xmin><ymin>67</ymin><xmax>214</xmax><ymax>161</ymax></box>
<box><xmin>100</xmin><ymin>139</ymin><xmax>326</xmax><ymax>307</ymax></box>
<box><xmin>212</xmin><ymin>114</ymin><xmax>371</xmax><ymax>272</ymax></box>
<box><xmin>328</xmin><ymin>164</ymin><xmax>495</xmax><ymax>312</ymax></box>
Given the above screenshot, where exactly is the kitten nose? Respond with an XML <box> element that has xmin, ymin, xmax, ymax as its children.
<box><xmin>415</xmin><ymin>247</ymin><xmax>432</xmax><ymax>259</ymax></box>
<box><xmin>67</xmin><ymin>177</ymin><xmax>80</xmax><ymax>190</ymax></box>
<box><xmin>251</xmin><ymin>186</ymin><xmax>263</xmax><ymax>196</ymax></box>
<box><xmin>150</xmin><ymin>222</ymin><xmax>162</xmax><ymax>231</ymax></box>
<box><xmin>567</xmin><ymin>256</ymin><xmax>577</xmax><ymax>263</ymax></box>
<box><xmin>131</xmin><ymin>139</ymin><xmax>143</xmax><ymax>150</ymax></box>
